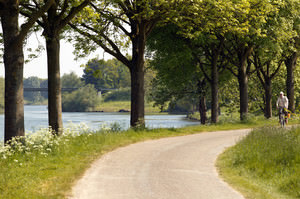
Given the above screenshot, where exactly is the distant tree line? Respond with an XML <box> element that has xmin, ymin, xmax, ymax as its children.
<box><xmin>21</xmin><ymin>58</ymin><xmax>131</xmax><ymax>111</ymax></box>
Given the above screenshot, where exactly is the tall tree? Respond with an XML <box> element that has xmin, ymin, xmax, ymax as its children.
<box><xmin>253</xmin><ymin>52</ymin><xmax>283</xmax><ymax>118</ymax></box>
<box><xmin>252</xmin><ymin>0</ymin><xmax>297</xmax><ymax>118</ymax></box>
<box><xmin>0</xmin><ymin>0</ymin><xmax>54</xmax><ymax>143</ymax></box>
<box><xmin>222</xmin><ymin>0</ymin><xmax>282</xmax><ymax>120</ymax></box>
<box><xmin>282</xmin><ymin>0</ymin><xmax>300</xmax><ymax>113</ymax></box>
<box><xmin>147</xmin><ymin>25</ymin><xmax>209</xmax><ymax>124</ymax></box>
<box><xmin>173</xmin><ymin>0</ymin><xmax>255</xmax><ymax>122</ymax></box>
<box><xmin>70</xmin><ymin>0</ymin><xmax>182</xmax><ymax>127</ymax></box>
<box><xmin>20</xmin><ymin>0</ymin><xmax>92</xmax><ymax>134</ymax></box>
<box><xmin>285</xmin><ymin>50</ymin><xmax>298</xmax><ymax>112</ymax></box>
<box><xmin>194</xmin><ymin>34</ymin><xmax>225</xmax><ymax>123</ymax></box>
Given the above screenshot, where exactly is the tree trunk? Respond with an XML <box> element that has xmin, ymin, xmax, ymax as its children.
<box><xmin>238</xmin><ymin>65</ymin><xmax>249</xmax><ymax>120</ymax></box>
<box><xmin>199</xmin><ymin>95</ymin><xmax>207</xmax><ymax>124</ymax></box>
<box><xmin>264</xmin><ymin>78</ymin><xmax>272</xmax><ymax>118</ymax></box>
<box><xmin>130</xmin><ymin>24</ymin><xmax>146</xmax><ymax>128</ymax></box>
<box><xmin>211</xmin><ymin>58</ymin><xmax>219</xmax><ymax>123</ymax></box>
<box><xmin>46</xmin><ymin>35</ymin><xmax>63</xmax><ymax>134</ymax></box>
<box><xmin>285</xmin><ymin>52</ymin><xmax>298</xmax><ymax>113</ymax></box>
<box><xmin>237</xmin><ymin>46</ymin><xmax>253</xmax><ymax>121</ymax></box>
<box><xmin>130</xmin><ymin>66</ymin><xmax>145</xmax><ymax>128</ymax></box>
<box><xmin>1</xmin><ymin>12</ymin><xmax>25</xmax><ymax>143</ymax></box>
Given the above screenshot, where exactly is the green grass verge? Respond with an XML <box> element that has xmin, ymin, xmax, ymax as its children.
<box><xmin>0</xmin><ymin>116</ymin><xmax>299</xmax><ymax>199</ymax></box>
<box><xmin>217</xmin><ymin>126</ymin><xmax>300</xmax><ymax>199</ymax></box>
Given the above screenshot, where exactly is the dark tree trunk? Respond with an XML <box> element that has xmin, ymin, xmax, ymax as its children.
<box><xmin>2</xmin><ymin>11</ymin><xmax>25</xmax><ymax>143</ymax></box>
<box><xmin>237</xmin><ymin>46</ymin><xmax>253</xmax><ymax>121</ymax></box>
<box><xmin>130</xmin><ymin>23</ymin><xmax>146</xmax><ymax>127</ymax></box>
<box><xmin>238</xmin><ymin>64</ymin><xmax>249</xmax><ymax>120</ymax></box>
<box><xmin>211</xmin><ymin>58</ymin><xmax>219</xmax><ymax>123</ymax></box>
<box><xmin>46</xmin><ymin>35</ymin><xmax>63</xmax><ymax>134</ymax></box>
<box><xmin>130</xmin><ymin>66</ymin><xmax>145</xmax><ymax>128</ymax></box>
<box><xmin>264</xmin><ymin>78</ymin><xmax>272</xmax><ymax>118</ymax></box>
<box><xmin>285</xmin><ymin>52</ymin><xmax>298</xmax><ymax>113</ymax></box>
<box><xmin>199</xmin><ymin>95</ymin><xmax>207</xmax><ymax>124</ymax></box>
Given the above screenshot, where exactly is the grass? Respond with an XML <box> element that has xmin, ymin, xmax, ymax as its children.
<box><xmin>217</xmin><ymin>126</ymin><xmax>300</xmax><ymax>199</ymax></box>
<box><xmin>0</xmin><ymin>115</ymin><xmax>299</xmax><ymax>199</ymax></box>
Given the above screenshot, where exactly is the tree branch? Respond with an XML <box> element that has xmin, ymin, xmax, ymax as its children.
<box><xmin>18</xmin><ymin>0</ymin><xmax>55</xmax><ymax>42</ymax></box>
<box><xmin>58</xmin><ymin>0</ymin><xmax>92</xmax><ymax>31</ymax></box>
<box><xmin>69</xmin><ymin>23</ymin><xmax>130</xmax><ymax>68</ymax></box>
<box><xmin>57</xmin><ymin>0</ymin><xmax>70</xmax><ymax>21</ymax></box>
<box><xmin>198</xmin><ymin>62</ymin><xmax>212</xmax><ymax>83</ymax></box>
<box><xmin>90</xmin><ymin>2</ymin><xmax>132</xmax><ymax>38</ymax></box>
<box><xmin>270</xmin><ymin>60</ymin><xmax>283</xmax><ymax>79</ymax></box>
<box><xmin>226</xmin><ymin>66</ymin><xmax>238</xmax><ymax>77</ymax></box>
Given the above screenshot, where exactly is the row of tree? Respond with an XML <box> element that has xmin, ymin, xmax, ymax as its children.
<box><xmin>1</xmin><ymin>0</ymin><xmax>182</xmax><ymax>142</ymax></box>
<box><xmin>147</xmin><ymin>1</ymin><xmax>300</xmax><ymax>124</ymax></box>
<box><xmin>1</xmin><ymin>0</ymin><xmax>299</xmax><ymax>143</ymax></box>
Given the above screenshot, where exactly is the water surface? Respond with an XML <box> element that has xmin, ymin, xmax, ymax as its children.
<box><xmin>0</xmin><ymin>105</ymin><xmax>199</xmax><ymax>140</ymax></box>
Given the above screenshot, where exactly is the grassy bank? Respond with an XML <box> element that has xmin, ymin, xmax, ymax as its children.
<box><xmin>95</xmin><ymin>100</ymin><xmax>162</xmax><ymax>113</ymax></box>
<box><xmin>0</xmin><ymin>116</ymin><xmax>299</xmax><ymax>198</ymax></box>
<box><xmin>217</xmin><ymin>127</ymin><xmax>300</xmax><ymax>199</ymax></box>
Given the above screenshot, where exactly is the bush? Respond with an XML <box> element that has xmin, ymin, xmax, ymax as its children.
<box><xmin>167</xmin><ymin>98</ymin><xmax>195</xmax><ymax>113</ymax></box>
<box><xmin>103</xmin><ymin>88</ymin><xmax>131</xmax><ymax>102</ymax></box>
<box><xmin>62</xmin><ymin>84</ymin><xmax>99</xmax><ymax>112</ymax></box>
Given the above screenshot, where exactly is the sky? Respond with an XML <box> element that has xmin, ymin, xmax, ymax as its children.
<box><xmin>0</xmin><ymin>32</ymin><xmax>112</xmax><ymax>79</ymax></box>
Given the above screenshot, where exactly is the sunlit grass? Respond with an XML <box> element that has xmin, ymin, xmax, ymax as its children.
<box><xmin>217</xmin><ymin>126</ymin><xmax>300</xmax><ymax>199</ymax></box>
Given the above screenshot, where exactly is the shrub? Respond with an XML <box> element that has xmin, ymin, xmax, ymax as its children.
<box><xmin>103</xmin><ymin>88</ymin><xmax>131</xmax><ymax>102</ymax></box>
<box><xmin>168</xmin><ymin>98</ymin><xmax>194</xmax><ymax>113</ymax></box>
<box><xmin>62</xmin><ymin>84</ymin><xmax>99</xmax><ymax>112</ymax></box>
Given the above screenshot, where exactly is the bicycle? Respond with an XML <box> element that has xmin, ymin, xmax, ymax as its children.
<box><xmin>278</xmin><ymin>107</ymin><xmax>287</xmax><ymax>127</ymax></box>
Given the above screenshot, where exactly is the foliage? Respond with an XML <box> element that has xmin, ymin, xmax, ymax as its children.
<box><xmin>218</xmin><ymin>126</ymin><xmax>300</xmax><ymax>198</ymax></box>
<box><xmin>69</xmin><ymin>0</ymin><xmax>193</xmax><ymax>127</ymax></box>
<box><xmin>168</xmin><ymin>97</ymin><xmax>197</xmax><ymax>113</ymax></box>
<box><xmin>146</xmin><ymin>0</ymin><xmax>300</xmax><ymax>121</ymax></box>
<box><xmin>62</xmin><ymin>84</ymin><xmax>99</xmax><ymax>112</ymax></box>
<box><xmin>147</xmin><ymin>24</ymin><xmax>202</xmax><ymax>109</ymax></box>
<box><xmin>61</xmin><ymin>72</ymin><xmax>84</xmax><ymax>89</ymax></box>
<box><xmin>70</xmin><ymin>0</ymin><xmax>186</xmax><ymax>60</ymax></box>
<box><xmin>82</xmin><ymin>58</ymin><xmax>130</xmax><ymax>90</ymax></box>
<box><xmin>219</xmin><ymin>77</ymin><xmax>240</xmax><ymax>115</ymax></box>
<box><xmin>103</xmin><ymin>88</ymin><xmax>131</xmax><ymax>102</ymax></box>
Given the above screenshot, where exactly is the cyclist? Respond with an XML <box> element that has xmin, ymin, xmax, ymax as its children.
<box><xmin>276</xmin><ymin>91</ymin><xmax>289</xmax><ymax>124</ymax></box>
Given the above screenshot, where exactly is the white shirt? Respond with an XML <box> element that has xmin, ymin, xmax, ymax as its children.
<box><xmin>276</xmin><ymin>96</ymin><xmax>289</xmax><ymax>109</ymax></box>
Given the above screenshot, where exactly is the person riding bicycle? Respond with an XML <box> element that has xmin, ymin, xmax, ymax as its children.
<box><xmin>276</xmin><ymin>91</ymin><xmax>289</xmax><ymax>124</ymax></box>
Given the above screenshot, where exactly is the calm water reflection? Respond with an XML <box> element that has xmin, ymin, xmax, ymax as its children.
<box><xmin>0</xmin><ymin>105</ymin><xmax>199</xmax><ymax>140</ymax></box>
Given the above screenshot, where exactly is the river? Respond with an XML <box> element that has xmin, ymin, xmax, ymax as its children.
<box><xmin>0</xmin><ymin>105</ymin><xmax>199</xmax><ymax>140</ymax></box>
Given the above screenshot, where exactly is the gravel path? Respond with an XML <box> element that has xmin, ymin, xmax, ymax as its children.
<box><xmin>70</xmin><ymin>129</ymin><xmax>251</xmax><ymax>199</ymax></box>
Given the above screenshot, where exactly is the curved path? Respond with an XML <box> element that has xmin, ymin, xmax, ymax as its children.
<box><xmin>70</xmin><ymin>129</ymin><xmax>250</xmax><ymax>199</ymax></box>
